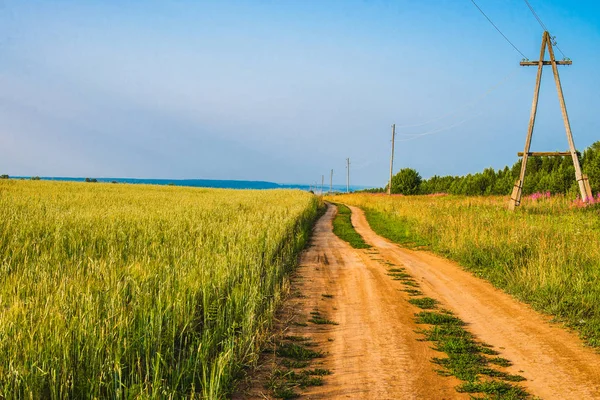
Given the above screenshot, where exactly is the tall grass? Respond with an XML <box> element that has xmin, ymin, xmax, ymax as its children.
<box><xmin>0</xmin><ymin>180</ymin><xmax>318</xmax><ymax>398</ymax></box>
<box><xmin>331</xmin><ymin>194</ymin><xmax>600</xmax><ymax>347</ymax></box>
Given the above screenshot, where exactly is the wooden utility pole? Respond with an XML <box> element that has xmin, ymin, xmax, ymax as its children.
<box><xmin>388</xmin><ymin>123</ymin><xmax>396</xmax><ymax>195</ymax></box>
<box><xmin>330</xmin><ymin>169</ymin><xmax>333</xmax><ymax>194</ymax></box>
<box><xmin>508</xmin><ymin>31</ymin><xmax>592</xmax><ymax>210</ymax></box>
<box><xmin>346</xmin><ymin>158</ymin><xmax>350</xmax><ymax>193</ymax></box>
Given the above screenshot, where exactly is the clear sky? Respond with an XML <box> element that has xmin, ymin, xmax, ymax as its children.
<box><xmin>1</xmin><ymin>1</ymin><xmax>599</xmax><ymax>186</ymax></box>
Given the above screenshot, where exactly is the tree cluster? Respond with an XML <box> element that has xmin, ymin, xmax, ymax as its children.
<box><xmin>381</xmin><ymin>141</ymin><xmax>600</xmax><ymax>196</ymax></box>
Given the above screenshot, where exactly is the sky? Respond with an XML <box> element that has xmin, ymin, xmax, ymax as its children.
<box><xmin>0</xmin><ymin>0</ymin><xmax>599</xmax><ymax>187</ymax></box>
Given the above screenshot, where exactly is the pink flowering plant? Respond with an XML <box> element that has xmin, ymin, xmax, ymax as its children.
<box><xmin>527</xmin><ymin>191</ymin><xmax>551</xmax><ymax>201</ymax></box>
<box><xmin>570</xmin><ymin>192</ymin><xmax>600</xmax><ymax>208</ymax></box>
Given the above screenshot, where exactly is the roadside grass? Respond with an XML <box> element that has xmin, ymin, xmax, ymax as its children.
<box><xmin>330</xmin><ymin>203</ymin><xmax>371</xmax><ymax>249</ymax></box>
<box><xmin>361</xmin><ymin>208</ymin><xmax>428</xmax><ymax>248</ymax></box>
<box><xmin>329</xmin><ymin>193</ymin><xmax>600</xmax><ymax>348</ymax></box>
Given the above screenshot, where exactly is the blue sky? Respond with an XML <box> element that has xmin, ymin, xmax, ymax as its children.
<box><xmin>1</xmin><ymin>1</ymin><xmax>599</xmax><ymax>186</ymax></box>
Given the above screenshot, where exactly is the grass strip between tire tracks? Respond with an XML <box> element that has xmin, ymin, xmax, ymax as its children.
<box><xmin>330</xmin><ymin>203</ymin><xmax>371</xmax><ymax>249</ymax></box>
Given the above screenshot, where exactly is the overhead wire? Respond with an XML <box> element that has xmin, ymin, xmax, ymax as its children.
<box><xmin>395</xmin><ymin>67</ymin><xmax>520</xmax><ymax>132</ymax></box>
<box><xmin>389</xmin><ymin>1</ymin><xmax>566</xmax><ymax>144</ymax></box>
<box><xmin>395</xmin><ymin>112</ymin><xmax>485</xmax><ymax>142</ymax></box>
<box><xmin>523</xmin><ymin>0</ymin><xmax>548</xmax><ymax>31</ymax></box>
<box><xmin>469</xmin><ymin>0</ymin><xmax>528</xmax><ymax>60</ymax></box>
<box><xmin>394</xmin><ymin>70</ymin><xmax>518</xmax><ymax>141</ymax></box>
<box><xmin>392</xmin><ymin>65</ymin><xmax>521</xmax><ymax>142</ymax></box>
<box><xmin>523</xmin><ymin>0</ymin><xmax>567</xmax><ymax>59</ymax></box>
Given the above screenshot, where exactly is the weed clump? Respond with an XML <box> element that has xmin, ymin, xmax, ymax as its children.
<box><xmin>415</xmin><ymin>309</ymin><xmax>529</xmax><ymax>397</ymax></box>
<box><xmin>416</xmin><ymin>311</ymin><xmax>465</xmax><ymax>326</ymax></box>
<box><xmin>276</xmin><ymin>343</ymin><xmax>324</xmax><ymax>361</ymax></box>
<box><xmin>268</xmin><ymin>332</ymin><xmax>332</xmax><ymax>399</ymax></box>
<box><xmin>409</xmin><ymin>297</ymin><xmax>438</xmax><ymax>309</ymax></box>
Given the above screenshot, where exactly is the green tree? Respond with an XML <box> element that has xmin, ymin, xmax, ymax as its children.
<box><xmin>390</xmin><ymin>168</ymin><xmax>422</xmax><ymax>195</ymax></box>
<box><xmin>583</xmin><ymin>141</ymin><xmax>600</xmax><ymax>194</ymax></box>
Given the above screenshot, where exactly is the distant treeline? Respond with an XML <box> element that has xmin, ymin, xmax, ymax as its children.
<box><xmin>365</xmin><ymin>141</ymin><xmax>600</xmax><ymax>196</ymax></box>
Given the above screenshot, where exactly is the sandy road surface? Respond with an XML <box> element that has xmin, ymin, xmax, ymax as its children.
<box><xmin>283</xmin><ymin>204</ymin><xmax>464</xmax><ymax>399</ymax></box>
<box><xmin>347</xmin><ymin>204</ymin><xmax>600</xmax><ymax>399</ymax></box>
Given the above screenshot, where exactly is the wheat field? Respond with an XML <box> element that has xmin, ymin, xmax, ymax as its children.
<box><xmin>0</xmin><ymin>180</ymin><xmax>318</xmax><ymax>399</ymax></box>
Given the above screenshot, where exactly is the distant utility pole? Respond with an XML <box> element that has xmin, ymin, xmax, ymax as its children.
<box><xmin>329</xmin><ymin>169</ymin><xmax>333</xmax><ymax>194</ymax></box>
<box><xmin>346</xmin><ymin>158</ymin><xmax>350</xmax><ymax>193</ymax></box>
<box><xmin>388</xmin><ymin>123</ymin><xmax>396</xmax><ymax>196</ymax></box>
<box><xmin>321</xmin><ymin>175</ymin><xmax>324</xmax><ymax>195</ymax></box>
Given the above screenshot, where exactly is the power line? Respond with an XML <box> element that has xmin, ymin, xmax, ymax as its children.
<box><xmin>523</xmin><ymin>0</ymin><xmax>548</xmax><ymax>32</ymax></box>
<box><xmin>523</xmin><ymin>0</ymin><xmax>567</xmax><ymax>59</ymax></box>
<box><xmin>396</xmin><ymin>67</ymin><xmax>520</xmax><ymax>131</ymax></box>
<box><xmin>392</xmin><ymin>66</ymin><xmax>521</xmax><ymax>142</ymax></box>
<box><xmin>469</xmin><ymin>0</ymin><xmax>528</xmax><ymax>60</ymax></box>
<box><xmin>553</xmin><ymin>42</ymin><xmax>567</xmax><ymax>60</ymax></box>
<box><xmin>395</xmin><ymin>112</ymin><xmax>485</xmax><ymax>143</ymax></box>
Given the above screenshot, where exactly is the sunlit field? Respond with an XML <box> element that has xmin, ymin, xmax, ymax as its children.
<box><xmin>0</xmin><ymin>180</ymin><xmax>318</xmax><ymax>399</ymax></box>
<box><xmin>330</xmin><ymin>193</ymin><xmax>600</xmax><ymax>347</ymax></box>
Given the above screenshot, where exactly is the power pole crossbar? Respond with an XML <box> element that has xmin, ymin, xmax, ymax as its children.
<box><xmin>517</xmin><ymin>151</ymin><xmax>571</xmax><ymax>157</ymax></box>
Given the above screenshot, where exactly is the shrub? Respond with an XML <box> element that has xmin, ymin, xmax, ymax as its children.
<box><xmin>390</xmin><ymin>168</ymin><xmax>422</xmax><ymax>195</ymax></box>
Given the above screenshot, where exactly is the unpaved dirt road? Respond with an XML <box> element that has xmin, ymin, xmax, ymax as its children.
<box><xmin>291</xmin><ymin>206</ymin><xmax>468</xmax><ymax>399</ymax></box>
<box><xmin>240</xmin><ymin>203</ymin><xmax>600</xmax><ymax>399</ymax></box>
<box><xmin>288</xmin><ymin>204</ymin><xmax>464</xmax><ymax>399</ymax></box>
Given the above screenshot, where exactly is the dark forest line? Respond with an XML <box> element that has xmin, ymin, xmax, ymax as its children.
<box><xmin>368</xmin><ymin>141</ymin><xmax>600</xmax><ymax>197</ymax></box>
